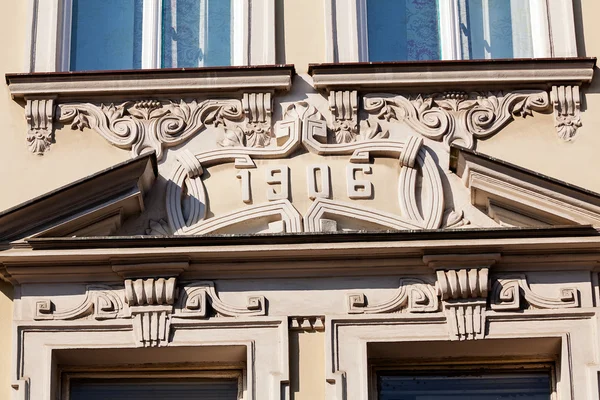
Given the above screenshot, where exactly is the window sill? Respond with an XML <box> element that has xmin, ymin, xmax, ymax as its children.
<box><xmin>308</xmin><ymin>58</ymin><xmax>596</xmax><ymax>91</ymax></box>
<box><xmin>6</xmin><ymin>64</ymin><xmax>295</xmax><ymax>99</ymax></box>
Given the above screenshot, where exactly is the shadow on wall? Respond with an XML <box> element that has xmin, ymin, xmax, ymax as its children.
<box><xmin>0</xmin><ymin>281</ymin><xmax>13</xmax><ymax>303</ymax></box>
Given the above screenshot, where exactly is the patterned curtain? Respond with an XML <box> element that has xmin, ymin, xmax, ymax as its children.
<box><xmin>70</xmin><ymin>0</ymin><xmax>144</xmax><ymax>71</ymax></box>
<box><xmin>458</xmin><ymin>0</ymin><xmax>534</xmax><ymax>59</ymax></box>
<box><xmin>367</xmin><ymin>0</ymin><xmax>441</xmax><ymax>62</ymax></box>
<box><xmin>162</xmin><ymin>0</ymin><xmax>232</xmax><ymax>68</ymax></box>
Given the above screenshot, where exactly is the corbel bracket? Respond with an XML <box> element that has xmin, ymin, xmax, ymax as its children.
<box><xmin>551</xmin><ymin>85</ymin><xmax>582</xmax><ymax>141</ymax></box>
<box><xmin>424</xmin><ymin>253</ymin><xmax>500</xmax><ymax>341</ymax></box>
<box><xmin>329</xmin><ymin>90</ymin><xmax>358</xmax><ymax>143</ymax></box>
<box><xmin>25</xmin><ymin>97</ymin><xmax>55</xmax><ymax>155</ymax></box>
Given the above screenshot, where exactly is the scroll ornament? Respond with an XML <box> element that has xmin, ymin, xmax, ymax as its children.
<box><xmin>363</xmin><ymin>90</ymin><xmax>551</xmax><ymax>149</ymax></box>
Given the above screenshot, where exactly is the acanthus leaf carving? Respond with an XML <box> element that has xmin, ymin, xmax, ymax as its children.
<box><xmin>490</xmin><ymin>274</ymin><xmax>580</xmax><ymax>310</ymax></box>
<box><xmin>364</xmin><ymin>90</ymin><xmax>550</xmax><ymax>149</ymax></box>
<box><xmin>176</xmin><ymin>281</ymin><xmax>266</xmax><ymax>318</ymax></box>
<box><xmin>25</xmin><ymin>98</ymin><xmax>55</xmax><ymax>155</ymax></box>
<box><xmin>58</xmin><ymin>98</ymin><xmax>244</xmax><ymax>160</ymax></box>
<box><xmin>347</xmin><ymin>278</ymin><xmax>438</xmax><ymax>314</ymax></box>
<box><xmin>329</xmin><ymin>90</ymin><xmax>358</xmax><ymax>143</ymax></box>
<box><xmin>551</xmin><ymin>85</ymin><xmax>582</xmax><ymax>141</ymax></box>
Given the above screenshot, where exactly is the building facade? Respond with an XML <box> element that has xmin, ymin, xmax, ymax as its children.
<box><xmin>1</xmin><ymin>1</ymin><xmax>600</xmax><ymax>399</ymax></box>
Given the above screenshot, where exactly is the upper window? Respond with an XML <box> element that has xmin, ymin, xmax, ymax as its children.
<box><xmin>363</xmin><ymin>0</ymin><xmax>540</xmax><ymax>61</ymax></box>
<box><xmin>66</xmin><ymin>0</ymin><xmax>241</xmax><ymax>71</ymax></box>
<box><xmin>27</xmin><ymin>0</ymin><xmax>277</xmax><ymax>72</ymax></box>
<box><xmin>329</xmin><ymin>0</ymin><xmax>577</xmax><ymax>62</ymax></box>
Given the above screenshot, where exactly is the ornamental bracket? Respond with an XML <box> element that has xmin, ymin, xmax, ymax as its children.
<box><xmin>424</xmin><ymin>253</ymin><xmax>501</xmax><ymax>341</ymax></box>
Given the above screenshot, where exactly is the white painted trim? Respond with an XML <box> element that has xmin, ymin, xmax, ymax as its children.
<box><xmin>58</xmin><ymin>0</ymin><xmax>73</xmax><ymax>72</ymax></box>
<box><xmin>27</xmin><ymin>0</ymin><xmax>267</xmax><ymax>72</ymax></box>
<box><xmin>438</xmin><ymin>0</ymin><xmax>460</xmax><ymax>60</ymax></box>
<box><xmin>142</xmin><ymin>0</ymin><xmax>162</xmax><ymax>69</ymax></box>
<box><xmin>356</xmin><ymin>0</ymin><xmax>368</xmax><ymax>62</ymax></box>
<box><xmin>232</xmin><ymin>0</ymin><xmax>245</xmax><ymax>66</ymax></box>
<box><xmin>547</xmin><ymin>0</ymin><xmax>578</xmax><ymax>57</ymax></box>
<box><xmin>530</xmin><ymin>0</ymin><xmax>551</xmax><ymax>58</ymax></box>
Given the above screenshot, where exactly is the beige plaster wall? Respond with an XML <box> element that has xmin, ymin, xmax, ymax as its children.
<box><xmin>289</xmin><ymin>331</ymin><xmax>325</xmax><ymax>400</ymax></box>
<box><xmin>276</xmin><ymin>0</ymin><xmax>327</xmax><ymax>71</ymax></box>
<box><xmin>475</xmin><ymin>0</ymin><xmax>600</xmax><ymax>193</ymax></box>
<box><xmin>0</xmin><ymin>3</ymin><xmax>129</xmax><ymax>214</ymax></box>
<box><xmin>0</xmin><ymin>283</ymin><xmax>12</xmax><ymax>400</ymax></box>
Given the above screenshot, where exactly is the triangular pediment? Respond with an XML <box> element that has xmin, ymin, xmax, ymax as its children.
<box><xmin>0</xmin><ymin>153</ymin><xmax>157</xmax><ymax>242</ymax></box>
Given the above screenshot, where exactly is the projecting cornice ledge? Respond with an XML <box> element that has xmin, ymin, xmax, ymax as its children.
<box><xmin>5</xmin><ymin>65</ymin><xmax>295</xmax><ymax>157</ymax></box>
<box><xmin>309</xmin><ymin>58</ymin><xmax>596</xmax><ymax>143</ymax></box>
<box><xmin>308</xmin><ymin>58</ymin><xmax>596</xmax><ymax>91</ymax></box>
<box><xmin>6</xmin><ymin>65</ymin><xmax>295</xmax><ymax>99</ymax></box>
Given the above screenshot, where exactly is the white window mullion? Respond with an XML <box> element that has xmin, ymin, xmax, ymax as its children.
<box><xmin>142</xmin><ymin>0</ymin><xmax>162</xmax><ymax>69</ymax></box>
<box><xmin>439</xmin><ymin>0</ymin><xmax>461</xmax><ymax>60</ymax></box>
<box><xmin>481</xmin><ymin>0</ymin><xmax>492</xmax><ymax>59</ymax></box>
<box><xmin>199</xmin><ymin>0</ymin><xmax>207</xmax><ymax>67</ymax></box>
<box><xmin>356</xmin><ymin>0</ymin><xmax>368</xmax><ymax>62</ymax></box>
<box><xmin>529</xmin><ymin>0</ymin><xmax>551</xmax><ymax>58</ymax></box>
<box><xmin>232</xmin><ymin>0</ymin><xmax>246</xmax><ymax>66</ymax></box>
<box><xmin>59</xmin><ymin>0</ymin><xmax>74</xmax><ymax>71</ymax></box>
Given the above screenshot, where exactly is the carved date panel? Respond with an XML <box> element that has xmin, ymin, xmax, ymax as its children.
<box><xmin>154</xmin><ymin>101</ymin><xmax>468</xmax><ymax>236</ymax></box>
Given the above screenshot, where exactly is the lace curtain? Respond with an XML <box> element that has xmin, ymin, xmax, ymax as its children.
<box><xmin>70</xmin><ymin>0</ymin><xmax>144</xmax><ymax>71</ymax></box>
<box><xmin>459</xmin><ymin>0</ymin><xmax>534</xmax><ymax>59</ymax></box>
<box><xmin>366</xmin><ymin>0</ymin><xmax>534</xmax><ymax>62</ymax></box>
<box><xmin>162</xmin><ymin>0</ymin><xmax>232</xmax><ymax>68</ymax></box>
<box><xmin>367</xmin><ymin>0</ymin><xmax>441</xmax><ymax>62</ymax></box>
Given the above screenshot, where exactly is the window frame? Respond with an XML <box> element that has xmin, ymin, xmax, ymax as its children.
<box><xmin>25</xmin><ymin>0</ymin><xmax>275</xmax><ymax>72</ymax></box>
<box><xmin>60</xmin><ymin>367</ymin><xmax>245</xmax><ymax>400</ymax></box>
<box><xmin>60</xmin><ymin>0</ymin><xmax>247</xmax><ymax>71</ymax></box>
<box><xmin>326</xmin><ymin>0</ymin><xmax>578</xmax><ymax>62</ymax></box>
<box><xmin>369</xmin><ymin>361</ymin><xmax>557</xmax><ymax>400</ymax></box>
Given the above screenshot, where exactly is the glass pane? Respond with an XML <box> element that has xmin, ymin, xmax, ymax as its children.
<box><xmin>366</xmin><ymin>0</ymin><xmax>441</xmax><ymax>62</ymax></box>
<box><xmin>378</xmin><ymin>372</ymin><xmax>551</xmax><ymax>400</ymax></box>
<box><xmin>70</xmin><ymin>0</ymin><xmax>143</xmax><ymax>71</ymax></box>
<box><xmin>70</xmin><ymin>378</ymin><xmax>239</xmax><ymax>400</ymax></box>
<box><xmin>162</xmin><ymin>0</ymin><xmax>232</xmax><ymax>68</ymax></box>
<box><xmin>459</xmin><ymin>0</ymin><xmax>534</xmax><ymax>59</ymax></box>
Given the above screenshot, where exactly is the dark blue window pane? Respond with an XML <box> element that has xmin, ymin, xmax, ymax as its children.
<box><xmin>162</xmin><ymin>0</ymin><xmax>232</xmax><ymax>68</ymax></box>
<box><xmin>70</xmin><ymin>0</ymin><xmax>143</xmax><ymax>71</ymax></box>
<box><xmin>70</xmin><ymin>378</ymin><xmax>239</xmax><ymax>400</ymax></box>
<box><xmin>379</xmin><ymin>373</ymin><xmax>551</xmax><ymax>400</ymax></box>
<box><xmin>367</xmin><ymin>0</ymin><xmax>441</xmax><ymax>61</ymax></box>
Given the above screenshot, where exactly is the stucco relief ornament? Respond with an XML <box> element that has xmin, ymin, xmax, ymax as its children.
<box><xmin>25</xmin><ymin>98</ymin><xmax>55</xmax><ymax>154</ymax></box>
<box><xmin>57</xmin><ymin>98</ymin><xmax>244</xmax><ymax>160</ymax></box>
<box><xmin>364</xmin><ymin>90</ymin><xmax>551</xmax><ymax>149</ymax></box>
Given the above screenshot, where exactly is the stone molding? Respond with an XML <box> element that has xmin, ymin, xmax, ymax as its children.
<box><xmin>31</xmin><ymin>279</ymin><xmax>268</xmax><ymax>348</ymax></box>
<box><xmin>289</xmin><ymin>316</ymin><xmax>325</xmax><ymax>331</ymax></box>
<box><xmin>7</xmin><ymin>60</ymin><xmax>595</xmax><ymax>156</ymax></box>
<box><xmin>343</xmin><ymin>254</ymin><xmax>581</xmax><ymax>341</ymax></box>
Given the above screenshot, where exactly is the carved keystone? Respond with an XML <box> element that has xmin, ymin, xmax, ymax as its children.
<box><xmin>424</xmin><ymin>253</ymin><xmax>500</xmax><ymax>341</ymax></box>
<box><xmin>112</xmin><ymin>261</ymin><xmax>189</xmax><ymax>347</ymax></box>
